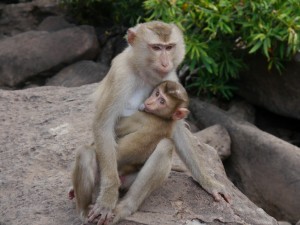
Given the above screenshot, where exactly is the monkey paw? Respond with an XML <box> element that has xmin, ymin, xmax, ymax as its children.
<box><xmin>68</xmin><ymin>187</ymin><xmax>75</xmax><ymax>200</ymax></box>
<box><xmin>210</xmin><ymin>182</ymin><xmax>232</xmax><ymax>204</ymax></box>
<box><xmin>88</xmin><ymin>203</ymin><xmax>115</xmax><ymax>225</ymax></box>
<box><xmin>111</xmin><ymin>201</ymin><xmax>133</xmax><ymax>225</ymax></box>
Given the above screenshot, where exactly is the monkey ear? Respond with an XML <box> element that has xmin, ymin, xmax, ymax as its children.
<box><xmin>127</xmin><ymin>29</ymin><xmax>136</xmax><ymax>45</ymax></box>
<box><xmin>127</xmin><ymin>24</ymin><xmax>141</xmax><ymax>45</ymax></box>
<box><xmin>172</xmin><ymin>108</ymin><xmax>189</xmax><ymax>120</ymax></box>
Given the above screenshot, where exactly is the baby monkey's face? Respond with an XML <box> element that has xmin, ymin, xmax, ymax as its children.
<box><xmin>139</xmin><ymin>86</ymin><xmax>177</xmax><ymax>120</ymax></box>
<box><xmin>143</xmin><ymin>87</ymin><xmax>168</xmax><ymax>114</ymax></box>
<box><xmin>139</xmin><ymin>81</ymin><xmax>189</xmax><ymax>121</ymax></box>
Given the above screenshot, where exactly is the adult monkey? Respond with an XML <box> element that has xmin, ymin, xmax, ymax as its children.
<box><xmin>88</xmin><ymin>21</ymin><xmax>230</xmax><ymax>224</ymax></box>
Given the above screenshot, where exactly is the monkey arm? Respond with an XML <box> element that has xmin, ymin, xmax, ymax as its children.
<box><xmin>113</xmin><ymin>138</ymin><xmax>174</xmax><ymax>224</ymax></box>
<box><xmin>173</xmin><ymin>120</ymin><xmax>231</xmax><ymax>203</ymax></box>
<box><xmin>117</xmin><ymin>128</ymin><xmax>160</xmax><ymax>168</ymax></box>
<box><xmin>90</xmin><ymin>72</ymin><xmax>136</xmax><ymax>223</ymax></box>
<box><xmin>116</xmin><ymin>112</ymin><xmax>144</xmax><ymax>138</ymax></box>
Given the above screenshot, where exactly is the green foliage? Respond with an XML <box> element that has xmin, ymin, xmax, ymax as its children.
<box><xmin>61</xmin><ymin>0</ymin><xmax>144</xmax><ymax>26</ymax></box>
<box><xmin>62</xmin><ymin>0</ymin><xmax>300</xmax><ymax>99</ymax></box>
<box><xmin>144</xmin><ymin>0</ymin><xmax>300</xmax><ymax>99</ymax></box>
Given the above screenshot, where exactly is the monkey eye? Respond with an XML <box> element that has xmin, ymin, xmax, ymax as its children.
<box><xmin>159</xmin><ymin>98</ymin><xmax>165</xmax><ymax>105</ymax></box>
<box><xmin>166</xmin><ymin>45</ymin><xmax>173</xmax><ymax>51</ymax></box>
<box><xmin>155</xmin><ymin>91</ymin><xmax>160</xmax><ymax>97</ymax></box>
<box><xmin>151</xmin><ymin>45</ymin><xmax>161</xmax><ymax>51</ymax></box>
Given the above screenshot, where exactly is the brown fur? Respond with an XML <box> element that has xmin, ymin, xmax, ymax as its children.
<box><xmin>116</xmin><ymin>80</ymin><xmax>189</xmax><ymax>177</ymax></box>
<box><xmin>158</xmin><ymin>80</ymin><xmax>189</xmax><ymax>108</ymax></box>
<box><xmin>70</xmin><ymin>21</ymin><xmax>230</xmax><ymax>225</ymax></box>
<box><xmin>146</xmin><ymin>21</ymin><xmax>172</xmax><ymax>42</ymax></box>
<box><xmin>116</xmin><ymin>112</ymin><xmax>174</xmax><ymax>174</ymax></box>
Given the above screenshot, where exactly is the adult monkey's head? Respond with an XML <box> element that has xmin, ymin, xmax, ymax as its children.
<box><xmin>127</xmin><ymin>21</ymin><xmax>185</xmax><ymax>81</ymax></box>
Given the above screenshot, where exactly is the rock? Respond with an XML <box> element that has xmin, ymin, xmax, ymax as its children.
<box><xmin>227</xmin><ymin>100</ymin><xmax>255</xmax><ymax>123</ymax></box>
<box><xmin>0</xmin><ymin>0</ymin><xmax>63</xmax><ymax>38</ymax></box>
<box><xmin>46</xmin><ymin>60</ymin><xmax>108</xmax><ymax>87</ymax></box>
<box><xmin>194</xmin><ymin>125</ymin><xmax>231</xmax><ymax>160</ymax></box>
<box><xmin>97</xmin><ymin>32</ymin><xmax>127</xmax><ymax>68</ymax></box>
<box><xmin>235</xmin><ymin>56</ymin><xmax>300</xmax><ymax>120</ymax></box>
<box><xmin>0</xmin><ymin>25</ymin><xmax>99</xmax><ymax>87</ymax></box>
<box><xmin>278</xmin><ymin>222</ymin><xmax>292</xmax><ymax>225</ymax></box>
<box><xmin>0</xmin><ymin>84</ymin><xmax>277</xmax><ymax>225</ymax></box>
<box><xmin>38</xmin><ymin>16</ymin><xmax>75</xmax><ymax>32</ymax></box>
<box><xmin>255</xmin><ymin>108</ymin><xmax>300</xmax><ymax>147</ymax></box>
<box><xmin>171</xmin><ymin>124</ymin><xmax>230</xmax><ymax>173</ymax></box>
<box><xmin>190</xmin><ymin>99</ymin><xmax>300</xmax><ymax>223</ymax></box>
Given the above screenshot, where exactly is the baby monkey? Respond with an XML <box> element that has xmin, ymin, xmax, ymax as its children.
<box><xmin>116</xmin><ymin>80</ymin><xmax>189</xmax><ymax>182</ymax></box>
<box><xmin>70</xmin><ymin>80</ymin><xmax>189</xmax><ymax>224</ymax></box>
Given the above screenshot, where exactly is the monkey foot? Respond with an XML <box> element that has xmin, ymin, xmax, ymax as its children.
<box><xmin>88</xmin><ymin>204</ymin><xmax>115</xmax><ymax>225</ymax></box>
<box><xmin>212</xmin><ymin>189</ymin><xmax>231</xmax><ymax>204</ymax></box>
<box><xmin>68</xmin><ymin>187</ymin><xmax>75</xmax><ymax>200</ymax></box>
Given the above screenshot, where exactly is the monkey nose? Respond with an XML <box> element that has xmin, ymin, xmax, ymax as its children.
<box><xmin>162</xmin><ymin>62</ymin><xmax>169</xmax><ymax>67</ymax></box>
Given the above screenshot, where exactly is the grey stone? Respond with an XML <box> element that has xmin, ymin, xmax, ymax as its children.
<box><xmin>235</xmin><ymin>56</ymin><xmax>300</xmax><ymax>120</ymax></box>
<box><xmin>46</xmin><ymin>60</ymin><xmax>108</xmax><ymax>87</ymax></box>
<box><xmin>0</xmin><ymin>84</ymin><xmax>278</xmax><ymax>225</ymax></box>
<box><xmin>38</xmin><ymin>16</ymin><xmax>75</xmax><ymax>32</ymax></box>
<box><xmin>190</xmin><ymin>99</ymin><xmax>300</xmax><ymax>223</ymax></box>
<box><xmin>0</xmin><ymin>26</ymin><xmax>99</xmax><ymax>87</ymax></box>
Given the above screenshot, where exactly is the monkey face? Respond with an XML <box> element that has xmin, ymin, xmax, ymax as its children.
<box><xmin>143</xmin><ymin>87</ymin><xmax>173</xmax><ymax>118</ymax></box>
<box><xmin>147</xmin><ymin>43</ymin><xmax>176</xmax><ymax>77</ymax></box>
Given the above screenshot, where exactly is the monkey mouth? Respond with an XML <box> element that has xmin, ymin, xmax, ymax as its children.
<box><xmin>144</xmin><ymin>107</ymin><xmax>150</xmax><ymax>113</ymax></box>
<box><xmin>156</xmin><ymin>68</ymin><xmax>170</xmax><ymax>77</ymax></box>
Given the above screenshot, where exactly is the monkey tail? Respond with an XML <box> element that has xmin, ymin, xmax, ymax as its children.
<box><xmin>73</xmin><ymin>145</ymin><xmax>98</xmax><ymax>218</ymax></box>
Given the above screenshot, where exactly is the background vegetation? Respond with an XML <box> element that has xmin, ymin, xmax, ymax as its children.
<box><xmin>62</xmin><ymin>0</ymin><xmax>300</xmax><ymax>99</ymax></box>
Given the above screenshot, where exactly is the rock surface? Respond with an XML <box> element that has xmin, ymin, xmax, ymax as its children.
<box><xmin>46</xmin><ymin>60</ymin><xmax>107</xmax><ymax>87</ymax></box>
<box><xmin>194</xmin><ymin>125</ymin><xmax>231</xmax><ymax>160</ymax></box>
<box><xmin>37</xmin><ymin>16</ymin><xmax>75</xmax><ymax>32</ymax></box>
<box><xmin>0</xmin><ymin>0</ymin><xmax>63</xmax><ymax>38</ymax></box>
<box><xmin>235</xmin><ymin>55</ymin><xmax>300</xmax><ymax>120</ymax></box>
<box><xmin>0</xmin><ymin>84</ymin><xmax>278</xmax><ymax>225</ymax></box>
<box><xmin>190</xmin><ymin>99</ymin><xmax>300</xmax><ymax>223</ymax></box>
<box><xmin>0</xmin><ymin>26</ymin><xmax>99</xmax><ymax>87</ymax></box>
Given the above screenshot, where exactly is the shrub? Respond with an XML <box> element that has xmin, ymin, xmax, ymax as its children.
<box><xmin>62</xmin><ymin>0</ymin><xmax>300</xmax><ymax>99</ymax></box>
<box><xmin>144</xmin><ymin>0</ymin><xmax>300</xmax><ymax>99</ymax></box>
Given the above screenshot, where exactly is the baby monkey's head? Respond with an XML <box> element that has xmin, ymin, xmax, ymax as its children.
<box><xmin>141</xmin><ymin>80</ymin><xmax>189</xmax><ymax>120</ymax></box>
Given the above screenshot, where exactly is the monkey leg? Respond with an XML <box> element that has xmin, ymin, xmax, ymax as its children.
<box><xmin>112</xmin><ymin>138</ymin><xmax>174</xmax><ymax>224</ymax></box>
<box><xmin>72</xmin><ymin>145</ymin><xmax>99</xmax><ymax>220</ymax></box>
<box><xmin>119</xmin><ymin>172</ymin><xmax>138</xmax><ymax>192</ymax></box>
<box><xmin>173</xmin><ymin>120</ymin><xmax>231</xmax><ymax>203</ymax></box>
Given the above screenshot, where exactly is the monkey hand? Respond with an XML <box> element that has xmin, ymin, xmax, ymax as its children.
<box><xmin>111</xmin><ymin>200</ymin><xmax>134</xmax><ymax>225</ymax></box>
<box><xmin>138</xmin><ymin>103</ymin><xmax>145</xmax><ymax>111</ymax></box>
<box><xmin>88</xmin><ymin>201</ymin><xmax>116</xmax><ymax>225</ymax></box>
<box><xmin>88</xmin><ymin>203</ymin><xmax>115</xmax><ymax>225</ymax></box>
<box><xmin>88</xmin><ymin>188</ymin><xmax>119</xmax><ymax>225</ymax></box>
<box><xmin>202</xmin><ymin>179</ymin><xmax>232</xmax><ymax>204</ymax></box>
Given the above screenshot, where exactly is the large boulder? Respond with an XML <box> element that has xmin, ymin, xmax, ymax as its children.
<box><xmin>235</xmin><ymin>55</ymin><xmax>300</xmax><ymax>120</ymax></box>
<box><xmin>194</xmin><ymin>124</ymin><xmax>231</xmax><ymax>160</ymax></box>
<box><xmin>37</xmin><ymin>16</ymin><xmax>75</xmax><ymax>32</ymax></box>
<box><xmin>190</xmin><ymin>99</ymin><xmax>300</xmax><ymax>223</ymax></box>
<box><xmin>0</xmin><ymin>26</ymin><xmax>99</xmax><ymax>87</ymax></box>
<box><xmin>0</xmin><ymin>84</ymin><xmax>277</xmax><ymax>225</ymax></box>
<box><xmin>46</xmin><ymin>60</ymin><xmax>108</xmax><ymax>87</ymax></box>
<box><xmin>0</xmin><ymin>0</ymin><xmax>63</xmax><ymax>38</ymax></box>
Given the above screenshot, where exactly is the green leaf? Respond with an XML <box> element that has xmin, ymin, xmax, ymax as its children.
<box><xmin>64</xmin><ymin>0</ymin><xmax>300</xmax><ymax>99</ymax></box>
<box><xmin>253</xmin><ymin>33</ymin><xmax>266</xmax><ymax>41</ymax></box>
<box><xmin>249</xmin><ymin>41</ymin><xmax>263</xmax><ymax>54</ymax></box>
<box><xmin>263</xmin><ymin>38</ymin><xmax>271</xmax><ymax>58</ymax></box>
